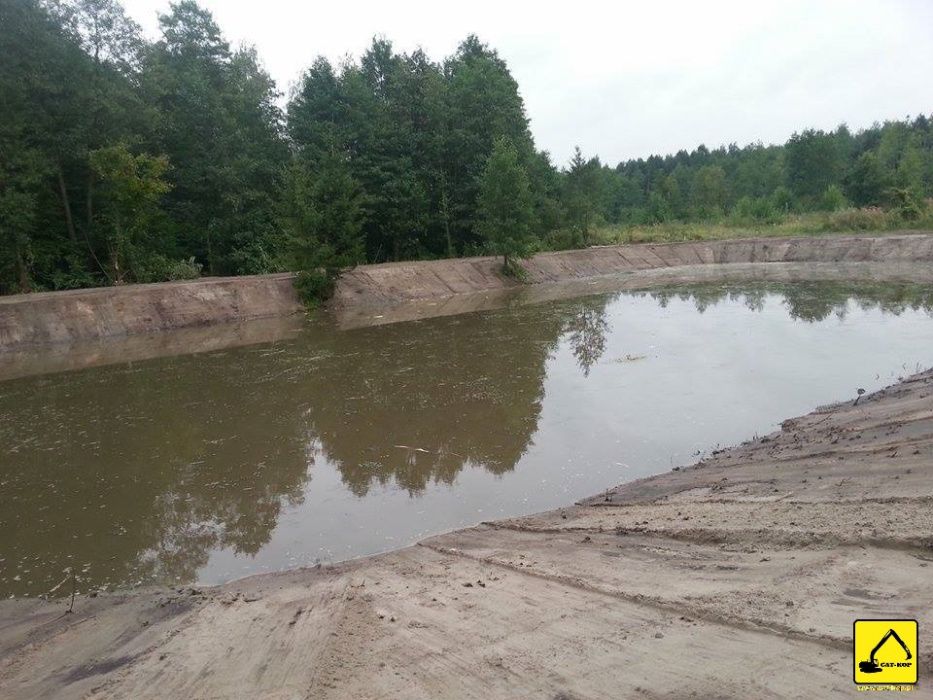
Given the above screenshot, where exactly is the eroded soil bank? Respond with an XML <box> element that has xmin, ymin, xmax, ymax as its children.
<box><xmin>0</xmin><ymin>273</ymin><xmax>302</xmax><ymax>349</ymax></box>
<box><xmin>2</xmin><ymin>370</ymin><xmax>931</xmax><ymax>699</ymax></box>
<box><xmin>2</xmin><ymin>232</ymin><xmax>933</xmax><ymax>349</ymax></box>
<box><xmin>334</xmin><ymin>231</ymin><xmax>933</xmax><ymax>309</ymax></box>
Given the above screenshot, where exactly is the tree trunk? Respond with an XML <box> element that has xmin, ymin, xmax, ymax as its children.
<box><xmin>441</xmin><ymin>182</ymin><xmax>453</xmax><ymax>258</ymax></box>
<box><xmin>76</xmin><ymin>171</ymin><xmax>111</xmax><ymax>281</ymax></box>
<box><xmin>16</xmin><ymin>250</ymin><xmax>30</xmax><ymax>293</ymax></box>
<box><xmin>111</xmin><ymin>218</ymin><xmax>124</xmax><ymax>284</ymax></box>
<box><xmin>57</xmin><ymin>165</ymin><xmax>78</xmax><ymax>244</ymax></box>
<box><xmin>112</xmin><ymin>253</ymin><xmax>123</xmax><ymax>284</ymax></box>
<box><xmin>206</xmin><ymin>230</ymin><xmax>214</xmax><ymax>276</ymax></box>
<box><xmin>86</xmin><ymin>171</ymin><xmax>94</xmax><ymax>235</ymax></box>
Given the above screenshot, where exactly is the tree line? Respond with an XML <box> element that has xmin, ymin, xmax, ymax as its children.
<box><xmin>583</xmin><ymin>120</ymin><xmax>931</xmax><ymax>231</ymax></box>
<box><xmin>2</xmin><ymin>0</ymin><xmax>931</xmax><ymax>297</ymax></box>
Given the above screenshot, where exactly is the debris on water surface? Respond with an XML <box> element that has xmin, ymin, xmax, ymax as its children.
<box><xmin>613</xmin><ymin>354</ymin><xmax>648</xmax><ymax>363</ymax></box>
<box><xmin>394</xmin><ymin>445</ymin><xmax>430</xmax><ymax>453</ymax></box>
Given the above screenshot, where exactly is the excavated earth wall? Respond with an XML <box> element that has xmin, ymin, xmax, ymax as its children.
<box><xmin>2</xmin><ymin>232</ymin><xmax>932</xmax><ymax>350</ymax></box>
<box><xmin>333</xmin><ymin>231</ymin><xmax>933</xmax><ymax>308</ymax></box>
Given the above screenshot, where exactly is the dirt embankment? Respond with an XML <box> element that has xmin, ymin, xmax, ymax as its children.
<box><xmin>334</xmin><ymin>231</ymin><xmax>933</xmax><ymax>309</ymax></box>
<box><xmin>2</xmin><ymin>232</ymin><xmax>933</xmax><ymax>350</ymax></box>
<box><xmin>0</xmin><ymin>273</ymin><xmax>302</xmax><ymax>349</ymax></box>
<box><xmin>2</xmin><ymin>371</ymin><xmax>931</xmax><ymax>699</ymax></box>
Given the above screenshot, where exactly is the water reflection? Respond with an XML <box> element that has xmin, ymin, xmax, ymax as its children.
<box><xmin>647</xmin><ymin>281</ymin><xmax>933</xmax><ymax>323</ymax></box>
<box><xmin>564</xmin><ymin>297</ymin><xmax>612</xmax><ymax>376</ymax></box>
<box><xmin>1</xmin><ymin>357</ymin><xmax>314</xmax><ymax>591</ymax></box>
<box><xmin>305</xmin><ymin>308</ymin><xmax>566</xmax><ymax>495</ymax></box>
<box><xmin>0</xmin><ymin>305</ymin><xmax>568</xmax><ymax>595</ymax></box>
<box><xmin>1</xmin><ymin>280</ymin><xmax>932</xmax><ymax>596</ymax></box>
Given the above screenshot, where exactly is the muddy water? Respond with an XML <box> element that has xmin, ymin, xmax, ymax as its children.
<box><xmin>1</xmin><ymin>281</ymin><xmax>932</xmax><ymax>597</ymax></box>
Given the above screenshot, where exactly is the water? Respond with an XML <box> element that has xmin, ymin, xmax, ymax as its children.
<box><xmin>1</xmin><ymin>280</ymin><xmax>932</xmax><ymax>597</ymax></box>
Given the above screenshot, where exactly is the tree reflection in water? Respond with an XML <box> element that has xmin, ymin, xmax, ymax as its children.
<box><xmin>1</xmin><ymin>279</ymin><xmax>931</xmax><ymax>596</ymax></box>
<box><xmin>564</xmin><ymin>297</ymin><xmax>612</xmax><ymax>376</ymax></box>
<box><xmin>304</xmin><ymin>306</ymin><xmax>566</xmax><ymax>495</ymax></box>
<box><xmin>647</xmin><ymin>281</ymin><xmax>933</xmax><ymax>323</ymax></box>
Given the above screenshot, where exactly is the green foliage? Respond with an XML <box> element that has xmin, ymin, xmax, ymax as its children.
<box><xmin>0</xmin><ymin>144</ymin><xmax>46</xmax><ymax>293</ymax></box>
<box><xmin>823</xmin><ymin>207</ymin><xmax>893</xmax><ymax>231</ymax></box>
<box><xmin>595</xmin><ymin>197</ymin><xmax>933</xmax><ymax>245</ymax></box>
<box><xmin>785</xmin><ymin>129</ymin><xmax>841</xmax><ymax>207</ymax></box>
<box><xmin>280</xmin><ymin>155</ymin><xmax>365</xmax><ymax>305</ymax></box>
<box><xmin>144</xmin><ymin>2</ymin><xmax>287</xmax><ymax>275</ymax></box>
<box><xmin>476</xmin><ymin>137</ymin><xmax>536</xmax><ymax>272</ymax></box>
<box><xmin>886</xmin><ymin>187</ymin><xmax>925</xmax><ymax>221</ymax></box>
<box><xmin>286</xmin><ymin>34</ymin><xmax>535</xmax><ymax>263</ymax></box>
<box><xmin>136</xmin><ymin>255</ymin><xmax>202</xmax><ymax>282</ymax></box>
<box><xmin>443</xmin><ymin>36</ymin><xmax>533</xmax><ymax>253</ymax></box>
<box><xmin>88</xmin><ymin>143</ymin><xmax>171</xmax><ymax>282</ymax></box>
<box><xmin>770</xmin><ymin>185</ymin><xmax>794</xmax><ymax>213</ymax></box>
<box><xmin>0</xmin><ymin>0</ymin><xmax>931</xmax><ymax>298</ymax></box>
<box><xmin>293</xmin><ymin>269</ymin><xmax>336</xmax><ymax>306</ymax></box>
<box><xmin>691</xmin><ymin>165</ymin><xmax>728</xmax><ymax>218</ymax></box>
<box><xmin>645</xmin><ymin>191</ymin><xmax>672</xmax><ymax>224</ymax></box>
<box><xmin>819</xmin><ymin>184</ymin><xmax>849</xmax><ymax>212</ymax></box>
<box><xmin>731</xmin><ymin>196</ymin><xmax>779</xmax><ymax>224</ymax></box>
<box><xmin>562</xmin><ymin>147</ymin><xmax>602</xmax><ymax>245</ymax></box>
<box><xmin>845</xmin><ymin>152</ymin><xmax>890</xmax><ymax>206</ymax></box>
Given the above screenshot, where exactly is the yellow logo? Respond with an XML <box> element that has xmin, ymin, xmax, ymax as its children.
<box><xmin>854</xmin><ymin>619</ymin><xmax>918</xmax><ymax>685</ymax></box>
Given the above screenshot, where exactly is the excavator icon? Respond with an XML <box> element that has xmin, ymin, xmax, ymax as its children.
<box><xmin>858</xmin><ymin>628</ymin><xmax>913</xmax><ymax>674</ymax></box>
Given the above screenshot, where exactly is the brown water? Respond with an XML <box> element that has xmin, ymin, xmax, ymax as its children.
<box><xmin>1</xmin><ymin>280</ymin><xmax>932</xmax><ymax>597</ymax></box>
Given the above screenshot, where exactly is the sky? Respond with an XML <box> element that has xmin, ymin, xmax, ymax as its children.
<box><xmin>120</xmin><ymin>0</ymin><xmax>933</xmax><ymax>166</ymax></box>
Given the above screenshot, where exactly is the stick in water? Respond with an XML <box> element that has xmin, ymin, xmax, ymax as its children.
<box><xmin>68</xmin><ymin>569</ymin><xmax>76</xmax><ymax>614</ymax></box>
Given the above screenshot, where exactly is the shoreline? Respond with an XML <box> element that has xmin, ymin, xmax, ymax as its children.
<box><xmin>2</xmin><ymin>370</ymin><xmax>931</xmax><ymax>698</ymax></box>
<box><xmin>2</xmin><ymin>231</ymin><xmax>932</xmax><ymax>350</ymax></box>
<box><xmin>2</xmin><ymin>260</ymin><xmax>931</xmax><ymax>382</ymax></box>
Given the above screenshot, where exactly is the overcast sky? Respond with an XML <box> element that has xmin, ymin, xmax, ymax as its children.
<box><xmin>121</xmin><ymin>0</ymin><xmax>933</xmax><ymax>166</ymax></box>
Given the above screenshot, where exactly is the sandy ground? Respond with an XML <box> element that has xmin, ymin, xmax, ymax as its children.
<box><xmin>1</xmin><ymin>371</ymin><xmax>932</xmax><ymax>698</ymax></box>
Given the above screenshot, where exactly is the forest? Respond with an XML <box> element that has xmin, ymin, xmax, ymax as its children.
<box><xmin>2</xmin><ymin>0</ymin><xmax>932</xmax><ymax>297</ymax></box>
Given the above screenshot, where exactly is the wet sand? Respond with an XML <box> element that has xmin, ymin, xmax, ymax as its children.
<box><xmin>2</xmin><ymin>369</ymin><xmax>931</xmax><ymax>698</ymax></box>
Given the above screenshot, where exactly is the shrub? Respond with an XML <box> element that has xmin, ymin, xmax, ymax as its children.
<box><xmin>135</xmin><ymin>255</ymin><xmax>202</xmax><ymax>283</ymax></box>
<box><xmin>731</xmin><ymin>196</ymin><xmax>780</xmax><ymax>224</ymax></box>
<box><xmin>886</xmin><ymin>187</ymin><xmax>925</xmax><ymax>221</ymax></box>
<box><xmin>822</xmin><ymin>207</ymin><xmax>890</xmax><ymax>231</ymax></box>
<box><xmin>644</xmin><ymin>192</ymin><xmax>672</xmax><ymax>224</ymax></box>
<box><xmin>165</xmin><ymin>256</ymin><xmax>203</xmax><ymax>281</ymax></box>
<box><xmin>770</xmin><ymin>186</ymin><xmax>794</xmax><ymax>213</ymax></box>
<box><xmin>293</xmin><ymin>268</ymin><xmax>336</xmax><ymax>307</ymax></box>
<box><xmin>543</xmin><ymin>227</ymin><xmax>585</xmax><ymax>250</ymax></box>
<box><xmin>819</xmin><ymin>184</ymin><xmax>849</xmax><ymax>212</ymax></box>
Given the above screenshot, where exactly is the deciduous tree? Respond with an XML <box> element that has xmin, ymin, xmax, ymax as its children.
<box><xmin>476</xmin><ymin>137</ymin><xmax>535</xmax><ymax>275</ymax></box>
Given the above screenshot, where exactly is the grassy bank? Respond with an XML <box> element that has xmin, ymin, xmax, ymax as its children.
<box><xmin>583</xmin><ymin>206</ymin><xmax>933</xmax><ymax>246</ymax></box>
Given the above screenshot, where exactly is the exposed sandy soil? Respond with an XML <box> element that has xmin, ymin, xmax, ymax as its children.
<box><xmin>5</xmin><ymin>259</ymin><xmax>932</xmax><ymax>381</ymax></box>
<box><xmin>0</xmin><ymin>273</ymin><xmax>302</xmax><ymax>349</ymax></box>
<box><xmin>3</xmin><ymin>232</ymin><xmax>933</xmax><ymax>350</ymax></box>
<box><xmin>333</xmin><ymin>232</ymin><xmax>933</xmax><ymax>312</ymax></box>
<box><xmin>2</xmin><ymin>370</ymin><xmax>931</xmax><ymax>698</ymax></box>
<box><xmin>333</xmin><ymin>259</ymin><xmax>933</xmax><ymax>328</ymax></box>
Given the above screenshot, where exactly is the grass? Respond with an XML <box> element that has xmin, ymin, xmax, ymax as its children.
<box><xmin>584</xmin><ymin>206</ymin><xmax>933</xmax><ymax>247</ymax></box>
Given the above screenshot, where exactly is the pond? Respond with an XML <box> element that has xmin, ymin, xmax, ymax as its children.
<box><xmin>1</xmin><ymin>280</ymin><xmax>932</xmax><ymax>597</ymax></box>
